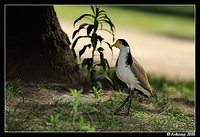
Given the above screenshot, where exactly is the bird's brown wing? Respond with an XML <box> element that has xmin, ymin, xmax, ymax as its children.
<box><xmin>131</xmin><ymin>56</ymin><xmax>154</xmax><ymax>98</ymax></box>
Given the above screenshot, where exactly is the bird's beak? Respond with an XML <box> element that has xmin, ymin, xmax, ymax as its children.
<box><xmin>110</xmin><ymin>40</ymin><xmax>120</xmax><ymax>48</ymax></box>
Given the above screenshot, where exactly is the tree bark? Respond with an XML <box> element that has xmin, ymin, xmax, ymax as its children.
<box><xmin>6</xmin><ymin>6</ymin><xmax>80</xmax><ymax>83</ymax></box>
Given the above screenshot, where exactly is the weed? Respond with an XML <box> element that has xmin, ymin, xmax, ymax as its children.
<box><xmin>78</xmin><ymin>116</ymin><xmax>95</xmax><ymax>131</ymax></box>
<box><xmin>68</xmin><ymin>88</ymin><xmax>95</xmax><ymax>131</ymax></box>
<box><xmin>68</xmin><ymin>88</ymin><xmax>82</xmax><ymax>125</ymax></box>
<box><xmin>36</xmin><ymin>81</ymin><xmax>47</xmax><ymax>91</ymax></box>
<box><xmin>47</xmin><ymin>113</ymin><xmax>63</xmax><ymax>131</ymax></box>
<box><xmin>89</xmin><ymin>86</ymin><xmax>104</xmax><ymax>99</ymax></box>
<box><xmin>37</xmin><ymin>84</ymin><xmax>45</xmax><ymax>90</ymax></box>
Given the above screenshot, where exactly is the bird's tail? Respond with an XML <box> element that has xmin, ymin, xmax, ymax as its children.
<box><xmin>135</xmin><ymin>87</ymin><xmax>155</xmax><ymax>98</ymax></box>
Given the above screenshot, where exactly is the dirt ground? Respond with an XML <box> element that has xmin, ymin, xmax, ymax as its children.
<box><xmin>58</xmin><ymin>19</ymin><xmax>195</xmax><ymax>81</ymax></box>
<box><xmin>20</xmin><ymin>84</ymin><xmax>194</xmax><ymax>117</ymax></box>
<box><xmin>6</xmin><ymin>82</ymin><xmax>194</xmax><ymax>131</ymax></box>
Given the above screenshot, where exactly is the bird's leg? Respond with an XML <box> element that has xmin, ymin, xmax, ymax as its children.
<box><xmin>115</xmin><ymin>88</ymin><xmax>130</xmax><ymax>114</ymax></box>
<box><xmin>126</xmin><ymin>89</ymin><xmax>134</xmax><ymax>115</ymax></box>
<box><xmin>115</xmin><ymin>96</ymin><xmax>129</xmax><ymax>114</ymax></box>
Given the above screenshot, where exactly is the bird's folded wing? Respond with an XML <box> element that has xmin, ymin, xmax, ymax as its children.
<box><xmin>131</xmin><ymin>56</ymin><xmax>154</xmax><ymax>98</ymax></box>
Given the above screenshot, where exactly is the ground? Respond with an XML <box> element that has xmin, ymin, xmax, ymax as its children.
<box><xmin>22</xmin><ymin>84</ymin><xmax>194</xmax><ymax>116</ymax></box>
<box><xmin>5</xmin><ymin>79</ymin><xmax>195</xmax><ymax>132</ymax></box>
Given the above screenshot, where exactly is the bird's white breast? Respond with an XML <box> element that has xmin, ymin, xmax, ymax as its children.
<box><xmin>116</xmin><ymin>50</ymin><xmax>139</xmax><ymax>90</ymax></box>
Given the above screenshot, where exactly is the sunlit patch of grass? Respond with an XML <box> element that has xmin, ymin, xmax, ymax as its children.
<box><xmin>147</xmin><ymin>74</ymin><xmax>194</xmax><ymax>101</ymax></box>
<box><xmin>54</xmin><ymin>5</ymin><xmax>194</xmax><ymax>39</ymax></box>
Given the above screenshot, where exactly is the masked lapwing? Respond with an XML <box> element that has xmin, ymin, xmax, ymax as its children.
<box><xmin>110</xmin><ymin>39</ymin><xmax>154</xmax><ymax>115</ymax></box>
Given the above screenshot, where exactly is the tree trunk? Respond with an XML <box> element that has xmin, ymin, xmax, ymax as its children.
<box><xmin>6</xmin><ymin>6</ymin><xmax>80</xmax><ymax>84</ymax></box>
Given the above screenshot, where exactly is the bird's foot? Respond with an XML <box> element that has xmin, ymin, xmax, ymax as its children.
<box><xmin>114</xmin><ymin>107</ymin><xmax>122</xmax><ymax>115</ymax></box>
<box><xmin>126</xmin><ymin>112</ymin><xmax>130</xmax><ymax>116</ymax></box>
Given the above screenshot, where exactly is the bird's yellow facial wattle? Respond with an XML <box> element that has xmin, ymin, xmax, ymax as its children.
<box><xmin>110</xmin><ymin>40</ymin><xmax>122</xmax><ymax>48</ymax></box>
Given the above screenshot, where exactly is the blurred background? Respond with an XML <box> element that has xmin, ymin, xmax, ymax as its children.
<box><xmin>53</xmin><ymin>5</ymin><xmax>195</xmax><ymax>82</ymax></box>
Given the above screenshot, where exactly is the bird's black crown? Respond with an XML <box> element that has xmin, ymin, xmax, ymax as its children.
<box><xmin>118</xmin><ymin>39</ymin><xmax>129</xmax><ymax>47</ymax></box>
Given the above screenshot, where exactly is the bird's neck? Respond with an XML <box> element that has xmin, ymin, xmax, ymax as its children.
<box><xmin>117</xmin><ymin>48</ymin><xmax>132</xmax><ymax>67</ymax></box>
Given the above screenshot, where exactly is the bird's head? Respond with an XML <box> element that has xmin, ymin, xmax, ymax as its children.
<box><xmin>110</xmin><ymin>39</ymin><xmax>130</xmax><ymax>50</ymax></box>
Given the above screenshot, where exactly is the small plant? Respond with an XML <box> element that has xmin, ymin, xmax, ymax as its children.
<box><xmin>69</xmin><ymin>88</ymin><xmax>95</xmax><ymax>131</ymax></box>
<box><xmin>47</xmin><ymin>113</ymin><xmax>63</xmax><ymax>131</ymax></box>
<box><xmin>78</xmin><ymin>116</ymin><xmax>95</xmax><ymax>131</ymax></box>
<box><xmin>37</xmin><ymin>84</ymin><xmax>45</xmax><ymax>90</ymax></box>
<box><xmin>37</xmin><ymin>81</ymin><xmax>47</xmax><ymax>91</ymax></box>
<box><xmin>69</xmin><ymin>88</ymin><xmax>82</xmax><ymax>125</ymax></box>
<box><xmin>72</xmin><ymin>5</ymin><xmax>115</xmax><ymax>89</ymax></box>
<box><xmin>89</xmin><ymin>86</ymin><xmax>104</xmax><ymax>99</ymax></box>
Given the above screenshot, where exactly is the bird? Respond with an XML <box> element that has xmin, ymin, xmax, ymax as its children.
<box><xmin>110</xmin><ymin>39</ymin><xmax>154</xmax><ymax>115</ymax></box>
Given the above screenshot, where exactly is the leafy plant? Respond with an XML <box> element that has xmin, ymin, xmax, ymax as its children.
<box><xmin>68</xmin><ymin>88</ymin><xmax>96</xmax><ymax>131</ymax></box>
<box><xmin>69</xmin><ymin>88</ymin><xmax>83</xmax><ymax>126</ymax></box>
<box><xmin>72</xmin><ymin>5</ymin><xmax>115</xmax><ymax>89</ymax></box>
<box><xmin>78</xmin><ymin>116</ymin><xmax>95</xmax><ymax>131</ymax></box>
<box><xmin>89</xmin><ymin>86</ymin><xmax>104</xmax><ymax>99</ymax></box>
<box><xmin>47</xmin><ymin>113</ymin><xmax>63</xmax><ymax>131</ymax></box>
<box><xmin>37</xmin><ymin>84</ymin><xmax>45</xmax><ymax>90</ymax></box>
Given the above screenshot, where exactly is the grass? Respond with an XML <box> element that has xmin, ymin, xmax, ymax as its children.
<box><xmin>147</xmin><ymin>74</ymin><xmax>195</xmax><ymax>101</ymax></box>
<box><xmin>118</xmin><ymin>5</ymin><xmax>194</xmax><ymax>18</ymax></box>
<box><xmin>5</xmin><ymin>75</ymin><xmax>195</xmax><ymax>132</ymax></box>
<box><xmin>54</xmin><ymin>5</ymin><xmax>194</xmax><ymax>39</ymax></box>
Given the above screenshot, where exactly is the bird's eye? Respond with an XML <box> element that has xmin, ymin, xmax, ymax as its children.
<box><xmin>119</xmin><ymin>41</ymin><xmax>122</xmax><ymax>44</ymax></box>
